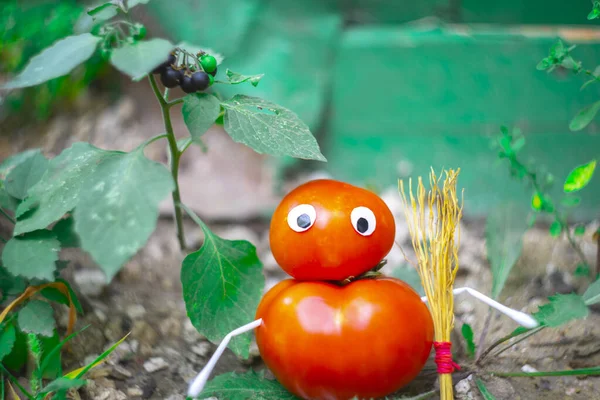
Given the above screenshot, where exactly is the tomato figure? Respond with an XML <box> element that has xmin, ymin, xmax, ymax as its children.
<box><xmin>269</xmin><ymin>179</ymin><xmax>396</xmax><ymax>281</ymax></box>
<box><xmin>255</xmin><ymin>277</ymin><xmax>434</xmax><ymax>400</ymax></box>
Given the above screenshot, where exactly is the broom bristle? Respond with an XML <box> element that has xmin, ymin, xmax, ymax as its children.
<box><xmin>399</xmin><ymin>168</ymin><xmax>463</xmax><ymax>400</ymax></box>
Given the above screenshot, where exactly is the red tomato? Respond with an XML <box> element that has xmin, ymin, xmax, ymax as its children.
<box><xmin>255</xmin><ymin>277</ymin><xmax>434</xmax><ymax>400</ymax></box>
<box><xmin>269</xmin><ymin>179</ymin><xmax>396</xmax><ymax>281</ymax></box>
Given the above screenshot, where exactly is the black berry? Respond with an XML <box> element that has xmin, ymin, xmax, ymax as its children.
<box><xmin>152</xmin><ymin>53</ymin><xmax>177</xmax><ymax>74</ymax></box>
<box><xmin>160</xmin><ymin>66</ymin><xmax>181</xmax><ymax>88</ymax></box>
<box><xmin>180</xmin><ymin>74</ymin><xmax>197</xmax><ymax>93</ymax></box>
<box><xmin>191</xmin><ymin>71</ymin><xmax>210</xmax><ymax>91</ymax></box>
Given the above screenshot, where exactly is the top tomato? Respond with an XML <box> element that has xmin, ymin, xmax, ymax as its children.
<box><xmin>269</xmin><ymin>179</ymin><xmax>395</xmax><ymax>280</ymax></box>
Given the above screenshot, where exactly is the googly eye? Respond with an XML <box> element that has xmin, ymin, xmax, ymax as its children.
<box><xmin>287</xmin><ymin>204</ymin><xmax>317</xmax><ymax>232</ymax></box>
<box><xmin>350</xmin><ymin>206</ymin><xmax>376</xmax><ymax>236</ymax></box>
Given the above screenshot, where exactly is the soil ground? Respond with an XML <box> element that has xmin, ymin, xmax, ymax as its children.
<box><xmin>3</xmin><ymin>78</ymin><xmax>600</xmax><ymax>400</ymax></box>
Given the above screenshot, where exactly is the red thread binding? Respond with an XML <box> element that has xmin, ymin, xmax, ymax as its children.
<box><xmin>433</xmin><ymin>341</ymin><xmax>460</xmax><ymax>374</ymax></box>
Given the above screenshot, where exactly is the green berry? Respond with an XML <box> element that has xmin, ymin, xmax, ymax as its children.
<box><xmin>208</xmin><ymin>74</ymin><xmax>214</xmax><ymax>86</ymax></box>
<box><xmin>200</xmin><ymin>54</ymin><xmax>217</xmax><ymax>73</ymax></box>
<box><xmin>133</xmin><ymin>23</ymin><xmax>147</xmax><ymax>40</ymax></box>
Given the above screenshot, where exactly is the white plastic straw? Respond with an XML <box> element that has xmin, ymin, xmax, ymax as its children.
<box><xmin>187</xmin><ymin>318</ymin><xmax>263</xmax><ymax>398</ymax></box>
<box><xmin>421</xmin><ymin>287</ymin><xmax>539</xmax><ymax>329</ymax></box>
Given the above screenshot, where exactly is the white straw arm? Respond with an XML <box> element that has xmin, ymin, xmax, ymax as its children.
<box><xmin>187</xmin><ymin>319</ymin><xmax>263</xmax><ymax>398</ymax></box>
<box><xmin>421</xmin><ymin>287</ymin><xmax>539</xmax><ymax>329</ymax></box>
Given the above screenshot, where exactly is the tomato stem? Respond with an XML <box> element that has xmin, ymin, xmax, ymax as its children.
<box><xmin>148</xmin><ymin>73</ymin><xmax>187</xmax><ymax>251</ymax></box>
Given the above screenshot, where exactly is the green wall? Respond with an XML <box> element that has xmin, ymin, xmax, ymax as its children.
<box><xmin>149</xmin><ymin>0</ymin><xmax>600</xmax><ymax>219</ymax></box>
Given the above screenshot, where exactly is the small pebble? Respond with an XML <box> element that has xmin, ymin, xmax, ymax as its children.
<box><xmin>110</xmin><ymin>365</ymin><xmax>133</xmax><ymax>380</ymax></box>
<box><xmin>521</xmin><ymin>364</ymin><xmax>539</xmax><ymax>373</ymax></box>
<box><xmin>127</xmin><ymin>386</ymin><xmax>144</xmax><ymax>397</ymax></box>
<box><xmin>191</xmin><ymin>342</ymin><xmax>211</xmax><ymax>358</ymax></box>
<box><xmin>73</xmin><ymin>268</ymin><xmax>107</xmax><ymax>297</ymax></box>
<box><xmin>126</xmin><ymin>304</ymin><xmax>147</xmax><ymax>320</ymax></box>
<box><xmin>143</xmin><ymin>357</ymin><xmax>169</xmax><ymax>373</ymax></box>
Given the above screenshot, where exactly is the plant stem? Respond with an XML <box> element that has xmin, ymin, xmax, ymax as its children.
<box><xmin>491</xmin><ymin>326</ymin><xmax>545</xmax><ymax>358</ymax></box>
<box><xmin>489</xmin><ymin>366</ymin><xmax>600</xmax><ymax>377</ymax></box>
<box><xmin>0</xmin><ymin>208</ymin><xmax>15</xmax><ymax>224</ymax></box>
<box><xmin>167</xmin><ymin>98</ymin><xmax>184</xmax><ymax>108</ymax></box>
<box><xmin>477</xmin><ymin>326</ymin><xmax>544</xmax><ymax>365</ymax></box>
<box><xmin>0</xmin><ymin>364</ymin><xmax>33</xmax><ymax>400</ymax></box>
<box><xmin>525</xmin><ymin>168</ymin><xmax>588</xmax><ymax>268</ymax></box>
<box><xmin>475</xmin><ymin>309</ymin><xmax>494</xmax><ymax>360</ymax></box>
<box><xmin>148</xmin><ymin>74</ymin><xmax>186</xmax><ymax>251</ymax></box>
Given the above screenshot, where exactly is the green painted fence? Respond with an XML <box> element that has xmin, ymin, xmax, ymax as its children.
<box><xmin>149</xmin><ymin>0</ymin><xmax>600</xmax><ymax>219</ymax></box>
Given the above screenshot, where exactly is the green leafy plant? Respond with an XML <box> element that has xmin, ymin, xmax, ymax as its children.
<box><xmin>492</xmin><ymin>126</ymin><xmax>595</xmax><ymax>277</ymax></box>
<box><xmin>0</xmin><ymin>0</ymin><xmax>326</xmax><ymax>396</ymax></box>
<box><xmin>537</xmin><ymin>37</ymin><xmax>600</xmax><ymax>131</ymax></box>
<box><xmin>0</xmin><ymin>0</ymin><xmax>110</xmax><ymax>123</ymax></box>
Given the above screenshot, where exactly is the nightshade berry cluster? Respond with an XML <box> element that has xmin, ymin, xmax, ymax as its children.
<box><xmin>152</xmin><ymin>49</ymin><xmax>218</xmax><ymax>94</ymax></box>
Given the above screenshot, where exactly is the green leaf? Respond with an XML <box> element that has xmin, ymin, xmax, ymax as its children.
<box><xmin>40</xmin><ymin>377</ymin><xmax>86</xmax><ymax>394</ymax></box>
<box><xmin>39</xmin><ymin>326</ymin><xmax>88</xmax><ymax>377</ymax></box>
<box><xmin>110</xmin><ymin>38</ymin><xmax>174</xmax><ymax>80</ymax></box>
<box><xmin>574</xmin><ymin>225</ymin><xmax>586</xmax><ymax>236</ymax></box>
<box><xmin>589</xmin><ymin>3</ymin><xmax>600</xmax><ymax>20</ymax></box>
<box><xmin>14</xmin><ymin>143</ymin><xmax>120</xmax><ymax>236</ymax></box>
<box><xmin>550</xmin><ymin>40</ymin><xmax>566</xmax><ymax>59</ymax></box>
<box><xmin>0</xmin><ymin>149</ymin><xmax>41</xmax><ymax>179</ymax></box>
<box><xmin>0</xmin><ymin>182</ymin><xmax>18</xmax><ymax>213</ymax></box>
<box><xmin>549</xmin><ymin>220</ymin><xmax>562</xmax><ymax>237</ymax></box>
<box><xmin>533</xmin><ymin>293</ymin><xmax>589</xmax><ymax>327</ymax></box>
<box><xmin>531</xmin><ymin>192</ymin><xmax>543</xmax><ymax>211</ymax></box>
<box><xmin>560</xmin><ymin>196</ymin><xmax>581</xmax><ymax>207</ymax></box>
<box><xmin>70</xmin><ymin>332</ymin><xmax>131</xmax><ymax>379</ymax></box>
<box><xmin>536</xmin><ymin>57</ymin><xmax>552</xmax><ymax>71</ymax></box>
<box><xmin>461</xmin><ymin>323</ymin><xmax>476</xmax><ymax>358</ymax></box>
<box><xmin>0</xmin><ymin>325</ymin><xmax>16</xmax><ymax>362</ymax></box>
<box><xmin>486</xmin><ymin>202</ymin><xmax>530</xmax><ymax>299</ymax></box>
<box><xmin>74</xmin><ymin>148</ymin><xmax>174</xmax><ymax>280</ymax></box>
<box><xmin>389</xmin><ymin>265</ymin><xmax>424</xmax><ymax>296</ymax></box>
<box><xmin>18</xmin><ymin>300</ymin><xmax>55</xmax><ymax>337</ymax></box>
<box><xmin>176</xmin><ymin>137</ymin><xmax>193</xmax><ymax>153</ymax></box>
<box><xmin>475</xmin><ymin>378</ymin><xmax>497</xmax><ymax>400</ymax></box>
<box><xmin>198</xmin><ymin>370</ymin><xmax>298</xmax><ymax>400</ymax></box>
<box><xmin>87</xmin><ymin>3</ymin><xmax>117</xmax><ymax>18</ymax></box>
<box><xmin>182</xmin><ymin>93</ymin><xmax>221</xmax><ymax>142</ymax></box>
<box><xmin>40</xmin><ymin>280</ymin><xmax>83</xmax><ymax>315</ymax></box>
<box><xmin>2</xmin><ymin>34</ymin><xmax>102</xmax><ymax>89</ymax></box>
<box><xmin>127</xmin><ymin>0</ymin><xmax>151</xmax><ymax>9</ymax></box>
<box><xmin>225</xmin><ymin>69</ymin><xmax>264</xmax><ymax>87</ymax></box>
<box><xmin>180</xmin><ymin>205</ymin><xmax>264</xmax><ymax>359</ymax></box>
<box><xmin>52</xmin><ymin>215</ymin><xmax>80</xmax><ymax>248</ymax></box>
<box><xmin>570</xmin><ymin>102</ymin><xmax>600</xmax><ymax>131</ymax></box>
<box><xmin>0</xmin><ymin>263</ymin><xmax>26</xmax><ymax>301</ymax></box>
<box><xmin>221</xmin><ymin>95</ymin><xmax>326</xmax><ymax>162</ymax></box>
<box><xmin>575</xmin><ymin>263</ymin><xmax>591</xmax><ymax>277</ymax></box>
<box><xmin>2</xmin><ymin>231</ymin><xmax>60</xmax><ymax>281</ymax></box>
<box><xmin>5</xmin><ymin>151</ymin><xmax>48</xmax><ymax>200</ymax></box>
<box><xmin>564</xmin><ymin>160</ymin><xmax>596</xmax><ymax>193</ymax></box>
<box><xmin>583</xmin><ymin>278</ymin><xmax>600</xmax><ymax>306</ymax></box>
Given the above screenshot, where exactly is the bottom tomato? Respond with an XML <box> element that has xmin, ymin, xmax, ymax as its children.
<box><xmin>255</xmin><ymin>277</ymin><xmax>434</xmax><ymax>400</ymax></box>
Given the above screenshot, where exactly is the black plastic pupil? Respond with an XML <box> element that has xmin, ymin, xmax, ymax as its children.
<box><xmin>297</xmin><ymin>214</ymin><xmax>311</xmax><ymax>229</ymax></box>
<box><xmin>357</xmin><ymin>217</ymin><xmax>369</xmax><ymax>233</ymax></box>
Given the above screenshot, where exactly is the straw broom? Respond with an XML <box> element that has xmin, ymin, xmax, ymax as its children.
<box><xmin>399</xmin><ymin>168</ymin><xmax>463</xmax><ymax>400</ymax></box>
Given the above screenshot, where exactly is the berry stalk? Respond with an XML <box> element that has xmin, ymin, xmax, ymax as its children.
<box><xmin>148</xmin><ymin>73</ymin><xmax>187</xmax><ymax>251</ymax></box>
